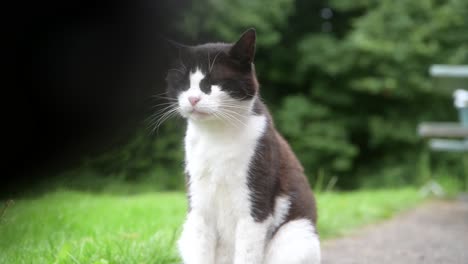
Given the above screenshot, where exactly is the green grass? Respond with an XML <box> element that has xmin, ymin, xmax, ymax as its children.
<box><xmin>0</xmin><ymin>188</ymin><xmax>423</xmax><ymax>264</ymax></box>
<box><xmin>316</xmin><ymin>188</ymin><xmax>423</xmax><ymax>238</ymax></box>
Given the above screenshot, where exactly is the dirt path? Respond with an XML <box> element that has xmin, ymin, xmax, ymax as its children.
<box><xmin>322</xmin><ymin>198</ymin><xmax>468</xmax><ymax>264</ymax></box>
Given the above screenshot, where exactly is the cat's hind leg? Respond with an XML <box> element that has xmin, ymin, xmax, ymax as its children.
<box><xmin>264</xmin><ymin>219</ymin><xmax>321</xmax><ymax>264</ymax></box>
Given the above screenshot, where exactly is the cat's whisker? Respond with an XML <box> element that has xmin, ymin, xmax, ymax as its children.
<box><xmin>150</xmin><ymin>98</ymin><xmax>178</xmax><ymax>105</ymax></box>
<box><xmin>216</xmin><ymin>110</ymin><xmax>243</xmax><ymax>130</ymax></box>
<box><xmin>151</xmin><ymin>103</ymin><xmax>174</xmax><ymax>111</ymax></box>
<box><xmin>155</xmin><ymin>105</ymin><xmax>179</xmax><ymax>122</ymax></box>
<box><xmin>147</xmin><ymin>111</ymin><xmax>167</xmax><ymax>130</ymax></box>
<box><xmin>216</xmin><ymin>107</ymin><xmax>250</xmax><ymax>118</ymax></box>
<box><xmin>150</xmin><ymin>106</ymin><xmax>180</xmax><ymax>134</ymax></box>
<box><xmin>151</xmin><ymin>95</ymin><xmax>178</xmax><ymax>101</ymax></box>
<box><xmin>207</xmin><ymin>52</ymin><xmax>211</xmax><ymax>73</ymax></box>
<box><xmin>178</xmin><ymin>49</ymin><xmax>187</xmax><ymax>71</ymax></box>
<box><xmin>217</xmin><ymin>105</ymin><xmax>253</xmax><ymax>115</ymax></box>
<box><xmin>156</xmin><ymin>108</ymin><xmax>179</xmax><ymax>127</ymax></box>
<box><xmin>146</xmin><ymin>107</ymin><xmax>171</xmax><ymax>122</ymax></box>
<box><xmin>212</xmin><ymin>112</ymin><xmax>232</xmax><ymax>128</ymax></box>
<box><xmin>147</xmin><ymin>103</ymin><xmax>179</xmax><ymax>129</ymax></box>
<box><xmin>209</xmin><ymin>50</ymin><xmax>222</xmax><ymax>73</ymax></box>
<box><xmin>218</xmin><ymin>100</ymin><xmax>253</xmax><ymax>107</ymax></box>
<box><xmin>236</xmin><ymin>94</ymin><xmax>256</xmax><ymax>101</ymax></box>
<box><xmin>151</xmin><ymin>91</ymin><xmax>170</xmax><ymax>97</ymax></box>
<box><xmin>150</xmin><ymin>102</ymin><xmax>179</xmax><ymax>109</ymax></box>
<box><xmin>168</xmin><ymin>68</ymin><xmax>185</xmax><ymax>74</ymax></box>
<box><xmin>150</xmin><ymin>104</ymin><xmax>178</xmax><ymax>116</ymax></box>
<box><xmin>217</xmin><ymin>102</ymin><xmax>251</xmax><ymax>107</ymax></box>
<box><xmin>218</xmin><ymin>110</ymin><xmax>248</xmax><ymax>128</ymax></box>
<box><xmin>219</xmin><ymin>104</ymin><xmax>252</xmax><ymax>111</ymax></box>
<box><xmin>150</xmin><ymin>100</ymin><xmax>178</xmax><ymax>106</ymax></box>
<box><xmin>196</xmin><ymin>102</ymin><xmax>252</xmax><ymax>111</ymax></box>
<box><xmin>151</xmin><ymin>102</ymin><xmax>179</xmax><ymax>110</ymax></box>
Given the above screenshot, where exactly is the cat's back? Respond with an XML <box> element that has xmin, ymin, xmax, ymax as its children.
<box><xmin>252</xmin><ymin>100</ymin><xmax>317</xmax><ymax>223</ymax></box>
<box><xmin>247</xmin><ymin>99</ymin><xmax>318</xmax><ymax>224</ymax></box>
<box><xmin>275</xmin><ymin>131</ymin><xmax>317</xmax><ymax>224</ymax></box>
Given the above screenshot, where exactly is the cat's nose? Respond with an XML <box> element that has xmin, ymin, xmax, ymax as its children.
<box><xmin>188</xmin><ymin>96</ymin><xmax>201</xmax><ymax>106</ymax></box>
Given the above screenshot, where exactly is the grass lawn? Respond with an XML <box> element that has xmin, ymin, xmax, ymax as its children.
<box><xmin>0</xmin><ymin>188</ymin><xmax>423</xmax><ymax>264</ymax></box>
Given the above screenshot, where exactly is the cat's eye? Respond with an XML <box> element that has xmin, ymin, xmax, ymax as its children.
<box><xmin>200</xmin><ymin>78</ymin><xmax>212</xmax><ymax>94</ymax></box>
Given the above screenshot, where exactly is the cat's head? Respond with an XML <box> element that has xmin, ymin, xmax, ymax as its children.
<box><xmin>165</xmin><ymin>29</ymin><xmax>258</xmax><ymax>123</ymax></box>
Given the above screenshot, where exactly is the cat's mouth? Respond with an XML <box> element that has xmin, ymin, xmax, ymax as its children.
<box><xmin>189</xmin><ymin>109</ymin><xmax>210</xmax><ymax>118</ymax></box>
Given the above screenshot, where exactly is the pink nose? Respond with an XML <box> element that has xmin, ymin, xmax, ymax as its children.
<box><xmin>188</xmin><ymin>96</ymin><xmax>201</xmax><ymax>106</ymax></box>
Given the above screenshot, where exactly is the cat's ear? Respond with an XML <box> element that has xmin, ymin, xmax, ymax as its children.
<box><xmin>230</xmin><ymin>28</ymin><xmax>256</xmax><ymax>64</ymax></box>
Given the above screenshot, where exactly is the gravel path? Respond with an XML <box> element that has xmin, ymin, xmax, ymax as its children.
<box><xmin>322</xmin><ymin>198</ymin><xmax>468</xmax><ymax>264</ymax></box>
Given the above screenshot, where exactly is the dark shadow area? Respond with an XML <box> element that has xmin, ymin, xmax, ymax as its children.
<box><xmin>5</xmin><ymin>0</ymin><xmax>189</xmax><ymax>196</ymax></box>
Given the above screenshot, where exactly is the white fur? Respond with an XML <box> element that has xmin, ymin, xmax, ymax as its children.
<box><xmin>234</xmin><ymin>217</ymin><xmax>272</xmax><ymax>264</ymax></box>
<box><xmin>179</xmin><ymin>112</ymin><xmax>268</xmax><ymax>264</ymax></box>
<box><xmin>178</xmin><ymin>212</ymin><xmax>216</xmax><ymax>263</ymax></box>
<box><xmin>177</xmin><ymin>69</ymin><xmax>321</xmax><ymax>264</ymax></box>
<box><xmin>272</xmin><ymin>195</ymin><xmax>291</xmax><ymax>229</ymax></box>
<box><xmin>264</xmin><ymin>219</ymin><xmax>321</xmax><ymax>264</ymax></box>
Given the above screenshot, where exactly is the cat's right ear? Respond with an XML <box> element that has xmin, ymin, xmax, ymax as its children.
<box><xmin>230</xmin><ymin>28</ymin><xmax>256</xmax><ymax>64</ymax></box>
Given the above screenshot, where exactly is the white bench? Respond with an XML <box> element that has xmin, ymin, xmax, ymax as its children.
<box><xmin>418</xmin><ymin>65</ymin><xmax>468</xmax><ymax>152</ymax></box>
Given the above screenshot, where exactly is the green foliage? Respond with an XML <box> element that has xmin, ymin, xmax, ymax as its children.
<box><xmin>277</xmin><ymin>95</ymin><xmax>358</xmax><ymax>173</ymax></box>
<box><xmin>421</xmin><ymin>152</ymin><xmax>468</xmax><ymax>195</ymax></box>
<box><xmin>179</xmin><ymin>0</ymin><xmax>294</xmax><ymax>47</ymax></box>
<box><xmin>177</xmin><ymin>0</ymin><xmax>468</xmax><ymax>188</ymax></box>
<box><xmin>0</xmin><ymin>188</ymin><xmax>422</xmax><ymax>263</ymax></box>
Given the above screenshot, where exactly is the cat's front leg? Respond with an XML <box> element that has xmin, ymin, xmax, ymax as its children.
<box><xmin>178</xmin><ymin>212</ymin><xmax>216</xmax><ymax>264</ymax></box>
<box><xmin>233</xmin><ymin>217</ymin><xmax>270</xmax><ymax>264</ymax></box>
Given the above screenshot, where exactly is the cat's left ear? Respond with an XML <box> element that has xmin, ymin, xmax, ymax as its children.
<box><xmin>230</xmin><ymin>28</ymin><xmax>256</xmax><ymax>64</ymax></box>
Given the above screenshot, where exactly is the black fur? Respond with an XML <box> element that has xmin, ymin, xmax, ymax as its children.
<box><xmin>166</xmin><ymin>29</ymin><xmax>258</xmax><ymax>101</ymax></box>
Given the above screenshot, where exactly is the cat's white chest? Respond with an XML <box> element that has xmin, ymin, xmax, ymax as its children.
<box><xmin>185</xmin><ymin>115</ymin><xmax>266</xmax><ymax>211</ymax></box>
<box><xmin>184</xmin><ymin>115</ymin><xmax>267</xmax><ymax>258</ymax></box>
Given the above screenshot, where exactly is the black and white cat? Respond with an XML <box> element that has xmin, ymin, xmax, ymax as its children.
<box><xmin>164</xmin><ymin>28</ymin><xmax>320</xmax><ymax>264</ymax></box>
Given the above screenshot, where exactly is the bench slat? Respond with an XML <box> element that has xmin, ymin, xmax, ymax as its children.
<box><xmin>418</xmin><ymin>122</ymin><xmax>468</xmax><ymax>138</ymax></box>
<box><xmin>429</xmin><ymin>139</ymin><xmax>468</xmax><ymax>152</ymax></box>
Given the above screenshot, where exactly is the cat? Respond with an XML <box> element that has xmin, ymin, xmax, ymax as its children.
<box><xmin>164</xmin><ymin>28</ymin><xmax>321</xmax><ymax>264</ymax></box>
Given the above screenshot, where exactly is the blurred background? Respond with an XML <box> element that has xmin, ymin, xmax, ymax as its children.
<box><xmin>6</xmin><ymin>0</ymin><xmax>468</xmax><ymax>196</ymax></box>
